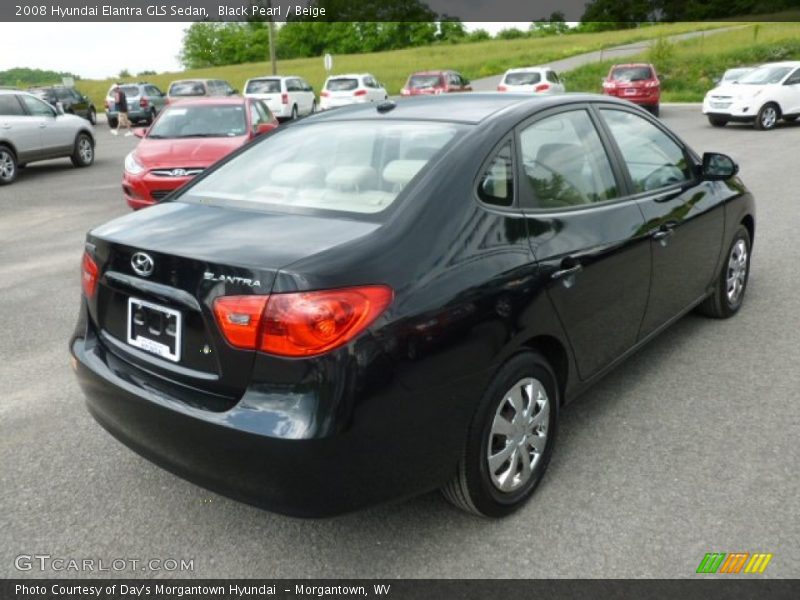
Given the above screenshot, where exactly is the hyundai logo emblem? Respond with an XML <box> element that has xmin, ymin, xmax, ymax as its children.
<box><xmin>171</xmin><ymin>168</ymin><xmax>187</xmax><ymax>177</ymax></box>
<box><xmin>131</xmin><ymin>252</ymin><xmax>154</xmax><ymax>277</ymax></box>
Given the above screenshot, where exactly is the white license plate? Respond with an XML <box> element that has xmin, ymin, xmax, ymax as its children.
<box><xmin>126</xmin><ymin>297</ymin><xmax>182</xmax><ymax>362</ymax></box>
<box><xmin>624</xmin><ymin>88</ymin><xmax>638</xmax><ymax>96</ymax></box>
<box><xmin>711</xmin><ymin>102</ymin><xmax>731</xmax><ymax>109</ymax></box>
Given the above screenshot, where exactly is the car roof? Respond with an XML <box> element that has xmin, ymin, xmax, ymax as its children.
<box><xmin>164</xmin><ymin>97</ymin><xmax>246</xmax><ymax>106</ymax></box>
<box><xmin>409</xmin><ymin>70</ymin><xmax>451</xmax><ymax>76</ymax></box>
<box><xmin>326</xmin><ymin>73</ymin><xmax>371</xmax><ymax>79</ymax></box>
<box><xmin>610</xmin><ymin>63</ymin><xmax>654</xmax><ymax>69</ymax></box>
<box><xmin>307</xmin><ymin>92</ymin><xmax>633</xmax><ymax>125</ymax></box>
<box><xmin>506</xmin><ymin>66</ymin><xmax>551</xmax><ymax>73</ymax></box>
<box><xmin>247</xmin><ymin>75</ymin><xmax>302</xmax><ymax>81</ymax></box>
<box><xmin>754</xmin><ymin>61</ymin><xmax>800</xmax><ymax>68</ymax></box>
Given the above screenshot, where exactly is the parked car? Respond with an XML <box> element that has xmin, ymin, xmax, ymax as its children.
<box><xmin>602</xmin><ymin>63</ymin><xmax>661</xmax><ymax>116</ymax></box>
<box><xmin>703</xmin><ymin>61</ymin><xmax>800</xmax><ymax>130</ymax></box>
<box><xmin>121</xmin><ymin>97</ymin><xmax>277</xmax><ymax>210</ymax></box>
<box><xmin>400</xmin><ymin>70</ymin><xmax>472</xmax><ymax>96</ymax></box>
<box><xmin>28</xmin><ymin>85</ymin><xmax>97</xmax><ymax>124</ymax></box>
<box><xmin>105</xmin><ymin>82</ymin><xmax>166</xmax><ymax>127</ymax></box>
<box><xmin>0</xmin><ymin>89</ymin><xmax>95</xmax><ymax>185</ymax></box>
<box><xmin>166</xmin><ymin>79</ymin><xmax>237</xmax><ymax>104</ymax></box>
<box><xmin>497</xmin><ymin>67</ymin><xmax>565</xmax><ymax>94</ymax></box>
<box><xmin>319</xmin><ymin>73</ymin><xmax>388</xmax><ymax>110</ymax></box>
<box><xmin>243</xmin><ymin>75</ymin><xmax>316</xmax><ymax>121</ymax></box>
<box><xmin>716</xmin><ymin>66</ymin><xmax>755</xmax><ymax>85</ymax></box>
<box><xmin>72</xmin><ymin>93</ymin><xmax>754</xmax><ymax>517</ymax></box>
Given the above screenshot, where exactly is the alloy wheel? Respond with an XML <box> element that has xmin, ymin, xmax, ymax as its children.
<box><xmin>761</xmin><ymin>106</ymin><xmax>777</xmax><ymax>129</ymax></box>
<box><xmin>726</xmin><ymin>239</ymin><xmax>748</xmax><ymax>304</ymax></box>
<box><xmin>0</xmin><ymin>150</ymin><xmax>15</xmax><ymax>181</ymax></box>
<box><xmin>79</xmin><ymin>138</ymin><xmax>93</xmax><ymax>164</ymax></box>
<box><xmin>487</xmin><ymin>377</ymin><xmax>550</xmax><ymax>492</ymax></box>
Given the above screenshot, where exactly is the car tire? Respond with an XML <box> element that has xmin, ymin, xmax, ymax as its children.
<box><xmin>291</xmin><ymin>105</ymin><xmax>298</xmax><ymax>120</ymax></box>
<box><xmin>0</xmin><ymin>145</ymin><xmax>18</xmax><ymax>185</ymax></box>
<box><xmin>107</xmin><ymin>116</ymin><xmax>118</xmax><ymax>129</ymax></box>
<box><xmin>311</xmin><ymin>101</ymin><xmax>317</xmax><ymax>114</ymax></box>
<box><xmin>708</xmin><ymin>116</ymin><xmax>728</xmax><ymax>127</ymax></box>
<box><xmin>649</xmin><ymin>104</ymin><xmax>660</xmax><ymax>117</ymax></box>
<box><xmin>697</xmin><ymin>225</ymin><xmax>751</xmax><ymax>319</ymax></box>
<box><xmin>754</xmin><ymin>103</ymin><xmax>779</xmax><ymax>130</ymax></box>
<box><xmin>442</xmin><ymin>351</ymin><xmax>559</xmax><ymax>517</ymax></box>
<box><xmin>88</xmin><ymin>107</ymin><xmax>97</xmax><ymax>125</ymax></box>
<box><xmin>70</xmin><ymin>133</ymin><xmax>94</xmax><ymax>168</ymax></box>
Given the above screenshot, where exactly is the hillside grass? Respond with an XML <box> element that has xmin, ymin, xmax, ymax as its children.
<box><xmin>563</xmin><ymin>22</ymin><xmax>800</xmax><ymax>102</ymax></box>
<box><xmin>57</xmin><ymin>22</ymin><xmax>731</xmax><ymax>110</ymax></box>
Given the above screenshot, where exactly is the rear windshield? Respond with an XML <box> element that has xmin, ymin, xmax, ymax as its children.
<box><xmin>148</xmin><ymin>104</ymin><xmax>247</xmax><ymax>138</ymax></box>
<box><xmin>408</xmin><ymin>74</ymin><xmax>444</xmax><ymax>89</ymax></box>
<box><xmin>326</xmin><ymin>78</ymin><xmax>359</xmax><ymax>91</ymax></box>
<box><xmin>246</xmin><ymin>79</ymin><xmax>281</xmax><ymax>94</ymax></box>
<box><xmin>178</xmin><ymin>121</ymin><xmax>464</xmax><ymax>216</ymax></box>
<box><xmin>738</xmin><ymin>66</ymin><xmax>792</xmax><ymax>85</ymax></box>
<box><xmin>169</xmin><ymin>81</ymin><xmax>206</xmax><ymax>96</ymax></box>
<box><xmin>504</xmin><ymin>72</ymin><xmax>542</xmax><ymax>86</ymax></box>
<box><xmin>109</xmin><ymin>85</ymin><xmax>140</xmax><ymax>97</ymax></box>
<box><xmin>610</xmin><ymin>66</ymin><xmax>654</xmax><ymax>82</ymax></box>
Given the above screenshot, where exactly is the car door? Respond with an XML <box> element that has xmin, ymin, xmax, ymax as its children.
<box><xmin>597</xmin><ymin>106</ymin><xmax>725</xmax><ymax>339</ymax></box>
<box><xmin>0</xmin><ymin>94</ymin><xmax>42</xmax><ymax>161</ymax></box>
<box><xmin>20</xmin><ymin>94</ymin><xmax>73</xmax><ymax>156</ymax></box>
<box><xmin>299</xmin><ymin>79</ymin><xmax>314</xmax><ymax>113</ymax></box>
<box><xmin>780</xmin><ymin>67</ymin><xmax>800</xmax><ymax>115</ymax></box>
<box><xmin>517</xmin><ymin>105</ymin><xmax>651</xmax><ymax>380</ymax></box>
<box><xmin>69</xmin><ymin>89</ymin><xmax>89</xmax><ymax>117</ymax></box>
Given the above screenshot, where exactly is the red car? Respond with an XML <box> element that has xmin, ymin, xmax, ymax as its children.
<box><xmin>602</xmin><ymin>63</ymin><xmax>661</xmax><ymax>116</ymax></box>
<box><xmin>400</xmin><ymin>70</ymin><xmax>472</xmax><ymax>96</ymax></box>
<box><xmin>122</xmin><ymin>97</ymin><xmax>278</xmax><ymax>210</ymax></box>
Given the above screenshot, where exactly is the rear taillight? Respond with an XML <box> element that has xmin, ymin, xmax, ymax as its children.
<box><xmin>81</xmin><ymin>252</ymin><xmax>98</xmax><ymax>298</ymax></box>
<box><xmin>139</xmin><ymin>97</ymin><xmax>149</xmax><ymax>107</ymax></box>
<box><xmin>353</xmin><ymin>89</ymin><xmax>367</xmax><ymax>97</ymax></box>
<box><xmin>320</xmin><ymin>90</ymin><xmax>329</xmax><ymax>97</ymax></box>
<box><xmin>497</xmin><ymin>85</ymin><xmax>507</xmax><ymax>92</ymax></box>
<box><xmin>212</xmin><ymin>286</ymin><xmax>393</xmax><ymax>357</ymax></box>
<box><xmin>534</xmin><ymin>83</ymin><xmax>550</xmax><ymax>93</ymax></box>
<box><xmin>281</xmin><ymin>93</ymin><xmax>288</xmax><ymax>105</ymax></box>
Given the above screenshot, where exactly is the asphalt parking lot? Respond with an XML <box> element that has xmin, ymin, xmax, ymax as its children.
<box><xmin>1</xmin><ymin>106</ymin><xmax>798</xmax><ymax>579</ymax></box>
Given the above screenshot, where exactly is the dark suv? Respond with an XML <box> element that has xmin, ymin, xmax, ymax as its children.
<box><xmin>28</xmin><ymin>86</ymin><xmax>97</xmax><ymax>124</ymax></box>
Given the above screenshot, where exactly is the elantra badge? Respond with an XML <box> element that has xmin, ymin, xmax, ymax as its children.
<box><xmin>203</xmin><ymin>272</ymin><xmax>261</xmax><ymax>287</ymax></box>
<box><xmin>131</xmin><ymin>252</ymin><xmax>155</xmax><ymax>277</ymax></box>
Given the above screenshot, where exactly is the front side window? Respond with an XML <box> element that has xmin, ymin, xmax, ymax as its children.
<box><xmin>20</xmin><ymin>95</ymin><xmax>55</xmax><ymax>117</ymax></box>
<box><xmin>179</xmin><ymin>121</ymin><xmax>463</xmax><ymax>216</ymax></box>
<box><xmin>600</xmin><ymin>109</ymin><xmax>693</xmax><ymax>193</ymax></box>
<box><xmin>784</xmin><ymin>68</ymin><xmax>800</xmax><ymax>85</ymax></box>
<box><xmin>148</xmin><ymin>104</ymin><xmax>247</xmax><ymax>139</ymax></box>
<box><xmin>477</xmin><ymin>143</ymin><xmax>514</xmax><ymax>207</ymax></box>
<box><xmin>519</xmin><ymin>110</ymin><xmax>619</xmax><ymax>209</ymax></box>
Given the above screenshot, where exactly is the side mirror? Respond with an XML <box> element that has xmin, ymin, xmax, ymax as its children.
<box><xmin>701</xmin><ymin>152</ymin><xmax>738</xmax><ymax>180</ymax></box>
<box><xmin>132</xmin><ymin>127</ymin><xmax>147</xmax><ymax>139</ymax></box>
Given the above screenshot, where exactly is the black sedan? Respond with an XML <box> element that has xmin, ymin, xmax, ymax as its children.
<box><xmin>71</xmin><ymin>93</ymin><xmax>755</xmax><ymax>517</ymax></box>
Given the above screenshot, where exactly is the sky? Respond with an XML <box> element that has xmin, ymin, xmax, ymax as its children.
<box><xmin>0</xmin><ymin>22</ymin><xmax>525</xmax><ymax>80</ymax></box>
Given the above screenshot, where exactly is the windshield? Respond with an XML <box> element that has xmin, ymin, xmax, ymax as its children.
<box><xmin>722</xmin><ymin>68</ymin><xmax>751</xmax><ymax>82</ymax></box>
<box><xmin>178</xmin><ymin>121</ymin><xmax>464</xmax><ymax>216</ymax></box>
<box><xmin>148</xmin><ymin>104</ymin><xmax>247</xmax><ymax>138</ymax></box>
<box><xmin>610</xmin><ymin>66</ymin><xmax>654</xmax><ymax>82</ymax></box>
<box><xmin>169</xmin><ymin>81</ymin><xmax>206</xmax><ymax>96</ymax></box>
<box><xmin>326</xmin><ymin>78</ymin><xmax>359</xmax><ymax>91</ymax></box>
<box><xmin>738</xmin><ymin>66</ymin><xmax>792</xmax><ymax>85</ymax></box>
<box><xmin>408</xmin><ymin>75</ymin><xmax>444</xmax><ymax>89</ymax></box>
<box><xmin>246</xmin><ymin>79</ymin><xmax>281</xmax><ymax>94</ymax></box>
<box><xmin>504</xmin><ymin>72</ymin><xmax>542</xmax><ymax>86</ymax></box>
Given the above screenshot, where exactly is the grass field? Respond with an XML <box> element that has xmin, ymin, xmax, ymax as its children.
<box><xmin>564</xmin><ymin>22</ymin><xmax>800</xmax><ymax>101</ymax></box>
<box><xmin>62</xmin><ymin>22</ymin><xmax>731</xmax><ymax>110</ymax></box>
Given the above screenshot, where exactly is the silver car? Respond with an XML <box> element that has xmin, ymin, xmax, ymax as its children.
<box><xmin>0</xmin><ymin>90</ymin><xmax>95</xmax><ymax>185</ymax></box>
<box><xmin>105</xmin><ymin>82</ymin><xmax>167</xmax><ymax>127</ymax></box>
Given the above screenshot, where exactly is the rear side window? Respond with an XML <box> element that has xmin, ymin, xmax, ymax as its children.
<box><xmin>0</xmin><ymin>95</ymin><xmax>24</xmax><ymax>116</ymax></box>
<box><xmin>179</xmin><ymin>121</ymin><xmax>463</xmax><ymax>216</ymax></box>
<box><xmin>326</xmin><ymin>78</ymin><xmax>359</xmax><ymax>91</ymax></box>
<box><xmin>547</xmin><ymin>71</ymin><xmax>560</xmax><ymax>83</ymax></box>
<box><xmin>477</xmin><ymin>143</ymin><xmax>514</xmax><ymax>207</ymax></box>
<box><xmin>519</xmin><ymin>110</ymin><xmax>619</xmax><ymax>209</ymax></box>
<box><xmin>600</xmin><ymin>109</ymin><xmax>692</xmax><ymax>193</ymax></box>
<box><xmin>246</xmin><ymin>79</ymin><xmax>281</xmax><ymax>94</ymax></box>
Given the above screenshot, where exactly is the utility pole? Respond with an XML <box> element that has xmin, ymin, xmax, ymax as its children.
<box><xmin>267</xmin><ymin>0</ymin><xmax>276</xmax><ymax>75</ymax></box>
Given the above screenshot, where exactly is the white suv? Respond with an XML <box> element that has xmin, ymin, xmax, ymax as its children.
<box><xmin>320</xmin><ymin>74</ymin><xmax>388</xmax><ymax>110</ymax></box>
<box><xmin>703</xmin><ymin>61</ymin><xmax>800</xmax><ymax>130</ymax></box>
<box><xmin>497</xmin><ymin>67</ymin><xmax>565</xmax><ymax>94</ymax></box>
<box><xmin>244</xmin><ymin>76</ymin><xmax>316</xmax><ymax>121</ymax></box>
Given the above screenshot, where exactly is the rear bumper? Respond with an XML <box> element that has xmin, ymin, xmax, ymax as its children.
<box><xmin>107</xmin><ymin>109</ymin><xmax>150</xmax><ymax>122</ymax></box>
<box><xmin>603</xmin><ymin>90</ymin><xmax>660</xmax><ymax>106</ymax></box>
<box><xmin>70</xmin><ymin>315</ymin><xmax>482</xmax><ymax>516</ymax></box>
